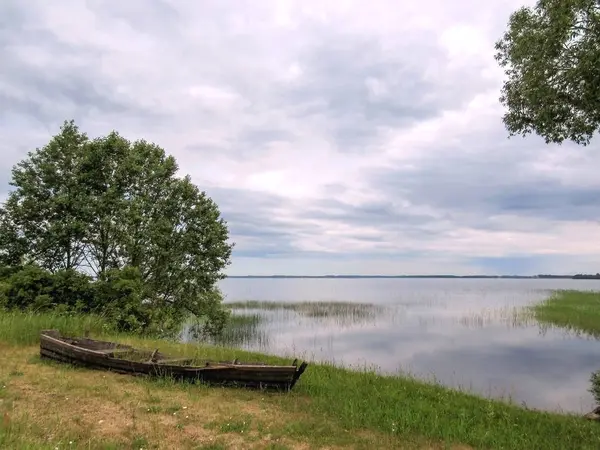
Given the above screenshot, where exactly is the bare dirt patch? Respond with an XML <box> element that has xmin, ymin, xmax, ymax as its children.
<box><xmin>0</xmin><ymin>346</ymin><xmax>356</xmax><ymax>449</ymax></box>
<box><xmin>1</xmin><ymin>346</ymin><xmax>464</xmax><ymax>449</ymax></box>
<box><xmin>0</xmin><ymin>347</ymin><xmax>304</xmax><ymax>448</ymax></box>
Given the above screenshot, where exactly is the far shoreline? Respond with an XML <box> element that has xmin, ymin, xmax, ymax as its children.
<box><xmin>226</xmin><ymin>274</ymin><xmax>600</xmax><ymax>280</ymax></box>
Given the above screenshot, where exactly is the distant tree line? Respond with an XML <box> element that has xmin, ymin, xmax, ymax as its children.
<box><xmin>537</xmin><ymin>273</ymin><xmax>600</xmax><ymax>280</ymax></box>
<box><xmin>0</xmin><ymin>120</ymin><xmax>234</xmax><ymax>336</ymax></box>
<box><xmin>536</xmin><ymin>274</ymin><xmax>600</xmax><ymax>279</ymax></box>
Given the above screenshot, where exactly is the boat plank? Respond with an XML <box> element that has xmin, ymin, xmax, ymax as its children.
<box><xmin>95</xmin><ymin>348</ymin><xmax>132</xmax><ymax>355</ymax></box>
<box><xmin>154</xmin><ymin>358</ymin><xmax>194</xmax><ymax>365</ymax></box>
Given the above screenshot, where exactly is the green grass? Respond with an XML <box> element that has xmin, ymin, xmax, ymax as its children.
<box><xmin>531</xmin><ymin>290</ymin><xmax>600</xmax><ymax>338</ymax></box>
<box><xmin>0</xmin><ymin>309</ymin><xmax>112</xmax><ymax>346</ymax></box>
<box><xmin>3</xmin><ymin>307</ymin><xmax>600</xmax><ymax>449</ymax></box>
<box><xmin>303</xmin><ymin>364</ymin><xmax>600</xmax><ymax>449</ymax></box>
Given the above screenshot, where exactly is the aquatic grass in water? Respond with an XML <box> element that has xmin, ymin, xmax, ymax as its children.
<box><xmin>183</xmin><ymin>300</ymin><xmax>391</xmax><ymax>350</ymax></box>
<box><xmin>228</xmin><ymin>313</ymin><xmax>263</xmax><ymax>327</ymax></box>
<box><xmin>182</xmin><ymin>312</ymin><xmax>270</xmax><ymax>348</ymax></box>
<box><xmin>531</xmin><ymin>290</ymin><xmax>600</xmax><ymax>339</ymax></box>
<box><xmin>183</xmin><ymin>300</ymin><xmax>394</xmax><ymax>351</ymax></box>
<box><xmin>456</xmin><ymin>302</ymin><xmax>600</xmax><ymax>343</ymax></box>
<box><xmin>458</xmin><ymin>305</ymin><xmax>538</xmax><ymax>329</ymax></box>
<box><xmin>225</xmin><ymin>300</ymin><xmax>387</xmax><ymax>325</ymax></box>
<box><xmin>212</xmin><ymin>313</ymin><xmax>270</xmax><ymax>348</ymax></box>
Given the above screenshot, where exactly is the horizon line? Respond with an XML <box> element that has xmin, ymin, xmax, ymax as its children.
<box><xmin>225</xmin><ymin>274</ymin><xmax>599</xmax><ymax>279</ymax></box>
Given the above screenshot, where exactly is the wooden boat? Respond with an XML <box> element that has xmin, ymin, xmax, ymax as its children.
<box><xmin>39</xmin><ymin>330</ymin><xmax>308</xmax><ymax>391</ymax></box>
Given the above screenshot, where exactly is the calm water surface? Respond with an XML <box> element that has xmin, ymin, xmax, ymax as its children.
<box><xmin>212</xmin><ymin>278</ymin><xmax>600</xmax><ymax>413</ymax></box>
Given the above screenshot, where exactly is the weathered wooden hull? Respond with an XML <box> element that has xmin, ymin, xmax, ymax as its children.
<box><xmin>39</xmin><ymin>330</ymin><xmax>307</xmax><ymax>391</ymax></box>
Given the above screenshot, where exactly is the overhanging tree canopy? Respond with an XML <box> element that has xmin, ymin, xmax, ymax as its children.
<box><xmin>495</xmin><ymin>0</ymin><xmax>600</xmax><ymax>145</ymax></box>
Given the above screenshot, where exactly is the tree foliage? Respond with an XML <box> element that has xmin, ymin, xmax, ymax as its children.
<box><xmin>0</xmin><ymin>120</ymin><xmax>234</xmax><ymax>335</ymax></box>
<box><xmin>495</xmin><ymin>0</ymin><xmax>600</xmax><ymax>145</ymax></box>
<box><xmin>0</xmin><ymin>265</ymin><xmax>92</xmax><ymax>312</ymax></box>
<box><xmin>590</xmin><ymin>370</ymin><xmax>600</xmax><ymax>405</ymax></box>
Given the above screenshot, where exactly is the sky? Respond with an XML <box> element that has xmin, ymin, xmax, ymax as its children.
<box><xmin>1</xmin><ymin>0</ymin><xmax>600</xmax><ymax>276</ymax></box>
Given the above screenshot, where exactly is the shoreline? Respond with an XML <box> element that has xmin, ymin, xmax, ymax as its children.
<box><xmin>2</xmin><ymin>292</ymin><xmax>600</xmax><ymax>448</ymax></box>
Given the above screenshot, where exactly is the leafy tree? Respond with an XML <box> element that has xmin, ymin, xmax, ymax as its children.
<box><xmin>4</xmin><ymin>120</ymin><xmax>90</xmax><ymax>270</ymax></box>
<box><xmin>495</xmin><ymin>0</ymin><xmax>600</xmax><ymax>145</ymax></box>
<box><xmin>91</xmin><ymin>266</ymin><xmax>153</xmax><ymax>333</ymax></box>
<box><xmin>0</xmin><ymin>208</ymin><xmax>28</xmax><ymax>267</ymax></box>
<box><xmin>0</xmin><ymin>120</ymin><xmax>234</xmax><ymax>334</ymax></box>
<box><xmin>77</xmin><ymin>131</ymin><xmax>132</xmax><ymax>276</ymax></box>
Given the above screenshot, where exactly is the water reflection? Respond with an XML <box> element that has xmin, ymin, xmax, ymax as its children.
<box><xmin>185</xmin><ymin>278</ymin><xmax>600</xmax><ymax>414</ymax></box>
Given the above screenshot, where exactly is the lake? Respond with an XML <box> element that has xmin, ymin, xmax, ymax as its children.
<box><xmin>189</xmin><ymin>278</ymin><xmax>600</xmax><ymax>414</ymax></box>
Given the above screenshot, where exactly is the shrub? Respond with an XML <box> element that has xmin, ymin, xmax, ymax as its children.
<box><xmin>590</xmin><ymin>370</ymin><xmax>600</xmax><ymax>405</ymax></box>
<box><xmin>0</xmin><ymin>264</ymin><xmax>229</xmax><ymax>338</ymax></box>
<box><xmin>0</xmin><ymin>264</ymin><xmax>182</xmax><ymax>336</ymax></box>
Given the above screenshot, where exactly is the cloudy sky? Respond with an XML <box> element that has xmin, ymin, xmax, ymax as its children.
<box><xmin>2</xmin><ymin>0</ymin><xmax>600</xmax><ymax>276</ymax></box>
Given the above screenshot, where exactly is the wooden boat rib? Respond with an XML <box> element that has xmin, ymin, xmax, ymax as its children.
<box><xmin>39</xmin><ymin>330</ymin><xmax>308</xmax><ymax>391</ymax></box>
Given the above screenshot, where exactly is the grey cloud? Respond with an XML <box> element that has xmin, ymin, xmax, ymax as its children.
<box><xmin>235</xmin><ymin>128</ymin><xmax>298</xmax><ymax>147</ymax></box>
<box><xmin>0</xmin><ymin>171</ymin><xmax>11</xmax><ymax>198</ymax></box>
<box><xmin>272</xmin><ymin>30</ymin><xmax>494</xmax><ymax>152</ymax></box>
<box><xmin>0</xmin><ymin>0</ymin><xmax>495</xmax><ymax>165</ymax></box>
<box><xmin>86</xmin><ymin>0</ymin><xmax>181</xmax><ymax>36</ymax></box>
<box><xmin>206</xmin><ymin>187</ymin><xmax>438</xmax><ymax>256</ymax></box>
<box><xmin>1</xmin><ymin>60</ymin><xmax>137</xmax><ymax>126</ymax></box>
<box><xmin>3</xmin><ymin>0</ymin><xmax>599</xmax><ymax>271</ymax></box>
<box><xmin>289</xmin><ymin>37</ymin><xmax>437</xmax><ymax>109</ymax></box>
<box><xmin>206</xmin><ymin>187</ymin><xmax>313</xmax><ymax>256</ymax></box>
<box><xmin>489</xmin><ymin>185</ymin><xmax>600</xmax><ymax>220</ymax></box>
<box><xmin>320</xmin><ymin>183</ymin><xmax>348</xmax><ymax>196</ymax></box>
<box><xmin>369</xmin><ymin>135</ymin><xmax>600</xmax><ymax>227</ymax></box>
<box><xmin>281</xmin><ymin>39</ymin><xmax>440</xmax><ymax>151</ymax></box>
<box><xmin>307</xmin><ymin>198</ymin><xmax>443</xmax><ymax>231</ymax></box>
<box><xmin>178</xmin><ymin>20</ymin><xmax>496</xmax><ymax>157</ymax></box>
<box><xmin>0</xmin><ymin>2</ymin><xmax>168</xmax><ymax>131</ymax></box>
<box><xmin>186</xmin><ymin>31</ymin><xmax>455</xmax><ymax>156</ymax></box>
<box><xmin>0</xmin><ymin>141</ymin><xmax>30</xmax><ymax>199</ymax></box>
<box><xmin>0</xmin><ymin>1</ymin><xmax>27</xmax><ymax>42</ymax></box>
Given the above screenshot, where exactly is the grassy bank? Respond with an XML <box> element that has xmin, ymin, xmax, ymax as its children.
<box><xmin>2</xmin><ymin>311</ymin><xmax>600</xmax><ymax>449</ymax></box>
<box><xmin>531</xmin><ymin>290</ymin><xmax>600</xmax><ymax>338</ymax></box>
